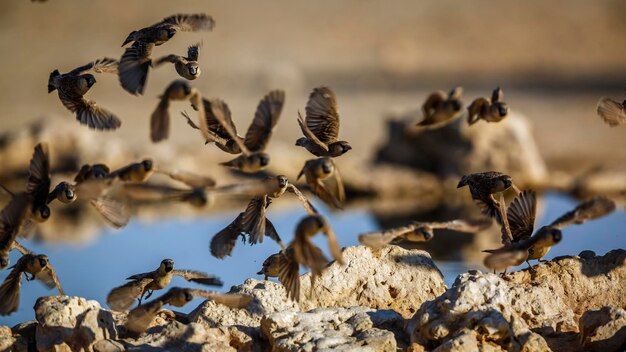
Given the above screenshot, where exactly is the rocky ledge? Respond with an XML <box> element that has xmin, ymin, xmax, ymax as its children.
<box><xmin>1</xmin><ymin>247</ymin><xmax>625</xmax><ymax>352</ymax></box>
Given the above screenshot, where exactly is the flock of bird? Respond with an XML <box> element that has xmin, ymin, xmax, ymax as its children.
<box><xmin>0</xmin><ymin>11</ymin><xmax>623</xmax><ymax>336</ymax></box>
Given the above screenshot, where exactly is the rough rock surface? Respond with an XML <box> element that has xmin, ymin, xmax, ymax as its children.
<box><xmin>579</xmin><ymin>306</ymin><xmax>626</xmax><ymax>352</ymax></box>
<box><xmin>123</xmin><ymin>321</ymin><xmax>234</xmax><ymax>352</ymax></box>
<box><xmin>261</xmin><ymin>306</ymin><xmax>403</xmax><ymax>352</ymax></box>
<box><xmin>376</xmin><ymin>112</ymin><xmax>547</xmax><ymax>187</ymax></box>
<box><xmin>34</xmin><ymin>296</ymin><xmax>117</xmax><ymax>352</ymax></box>
<box><xmin>406</xmin><ymin>271</ymin><xmax>550</xmax><ymax>351</ymax></box>
<box><xmin>0</xmin><ymin>326</ymin><xmax>15</xmax><ymax>352</ymax></box>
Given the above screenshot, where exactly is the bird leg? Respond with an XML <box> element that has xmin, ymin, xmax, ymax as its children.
<box><xmin>538</xmin><ymin>259</ymin><xmax>548</xmax><ymax>263</ymax></box>
<box><xmin>144</xmin><ymin>289</ymin><xmax>154</xmax><ymax>300</ymax></box>
<box><xmin>526</xmin><ymin>261</ymin><xmax>536</xmax><ymax>272</ymax></box>
<box><xmin>25</xmin><ymin>273</ymin><xmax>35</xmax><ymax>281</ymax></box>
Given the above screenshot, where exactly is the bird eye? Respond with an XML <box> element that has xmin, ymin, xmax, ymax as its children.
<box><xmin>189</xmin><ymin>67</ymin><xmax>197</xmax><ymax>75</ymax></box>
<box><xmin>66</xmin><ymin>189</ymin><xmax>75</xmax><ymax>200</ymax></box>
<box><xmin>40</xmin><ymin>206</ymin><xmax>50</xmax><ymax>219</ymax></box>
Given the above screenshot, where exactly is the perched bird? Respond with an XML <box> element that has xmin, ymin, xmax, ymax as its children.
<box><xmin>257</xmin><ymin>252</ymin><xmax>282</xmax><ymax>280</ymax></box>
<box><xmin>358</xmin><ymin>218</ymin><xmax>493</xmax><ymax>250</ymax></box>
<box><xmin>108</xmin><ymin>159</ymin><xmax>156</xmax><ymax>183</ymax></box>
<box><xmin>150</xmin><ymin>80</ymin><xmax>204</xmax><ymax>142</ymax></box>
<box><xmin>483</xmin><ymin>190</ymin><xmax>616</xmax><ymax>271</ymax></box>
<box><xmin>278</xmin><ymin>215</ymin><xmax>344</xmax><ymax>301</ymax></box>
<box><xmin>155</xmin><ymin>43</ymin><xmax>202</xmax><ymax>80</ymax></box>
<box><xmin>0</xmin><ymin>253</ymin><xmax>64</xmax><ymax>316</ymax></box>
<box><xmin>210</xmin><ymin>175</ymin><xmax>317</xmax><ymax>259</ymax></box>
<box><xmin>205</xmin><ymin>91</ymin><xmax>284</xmax><ymax>173</ymax></box>
<box><xmin>415</xmin><ymin>87</ymin><xmax>464</xmax><ymax>129</ymax></box>
<box><xmin>125</xmin><ymin>287</ymin><xmax>251</xmax><ymax>335</ymax></box>
<box><xmin>48</xmin><ymin>58</ymin><xmax>121</xmax><ymax>130</ymax></box>
<box><xmin>183</xmin><ymin>98</ymin><xmax>242</xmax><ymax>154</ymax></box>
<box><xmin>119</xmin><ymin>14</ymin><xmax>215</xmax><ymax>95</ymax></box>
<box><xmin>0</xmin><ymin>194</ymin><xmax>31</xmax><ymax>269</ymax></box>
<box><xmin>596</xmin><ymin>87</ymin><xmax>626</xmax><ymax>126</ymax></box>
<box><xmin>106</xmin><ymin>258</ymin><xmax>223</xmax><ymax>312</ymax></box>
<box><xmin>467</xmin><ymin>87</ymin><xmax>509</xmax><ymax>125</ymax></box>
<box><xmin>296</xmin><ymin>87</ymin><xmax>352</xmax><ymax>157</ymax></box>
<box><xmin>297</xmin><ymin>157</ymin><xmax>345</xmax><ymax>209</ymax></box>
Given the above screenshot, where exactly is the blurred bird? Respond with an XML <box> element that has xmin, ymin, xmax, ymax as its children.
<box><xmin>204</xmin><ymin>91</ymin><xmax>284</xmax><ymax>173</ymax></box>
<box><xmin>257</xmin><ymin>252</ymin><xmax>283</xmax><ymax>280</ymax></box>
<box><xmin>297</xmin><ymin>157</ymin><xmax>345</xmax><ymax>209</ymax></box>
<box><xmin>467</xmin><ymin>87</ymin><xmax>509</xmax><ymax>125</ymax></box>
<box><xmin>155</xmin><ymin>43</ymin><xmax>202</xmax><ymax>80</ymax></box>
<box><xmin>296</xmin><ymin>87</ymin><xmax>352</xmax><ymax>157</ymax></box>
<box><xmin>358</xmin><ymin>218</ymin><xmax>493</xmax><ymax>250</ymax></box>
<box><xmin>150</xmin><ymin>80</ymin><xmax>204</xmax><ymax>142</ymax></box>
<box><xmin>210</xmin><ymin>175</ymin><xmax>317</xmax><ymax>259</ymax></box>
<box><xmin>483</xmin><ymin>190</ymin><xmax>616</xmax><ymax>271</ymax></box>
<box><xmin>415</xmin><ymin>87</ymin><xmax>464</xmax><ymax>129</ymax></box>
<box><xmin>183</xmin><ymin>98</ymin><xmax>242</xmax><ymax>154</ymax></box>
<box><xmin>48</xmin><ymin>58</ymin><xmax>121</xmax><ymax>130</ymax></box>
<box><xmin>106</xmin><ymin>258</ymin><xmax>223</xmax><ymax>312</ymax></box>
<box><xmin>278</xmin><ymin>214</ymin><xmax>344</xmax><ymax>301</ymax></box>
<box><xmin>596</xmin><ymin>87</ymin><xmax>626</xmax><ymax>126</ymax></box>
<box><xmin>119</xmin><ymin>14</ymin><xmax>215</xmax><ymax>95</ymax></box>
<box><xmin>0</xmin><ymin>253</ymin><xmax>64</xmax><ymax>316</ymax></box>
<box><xmin>125</xmin><ymin>287</ymin><xmax>251</xmax><ymax>335</ymax></box>
<box><xmin>108</xmin><ymin>159</ymin><xmax>156</xmax><ymax>183</ymax></box>
<box><xmin>0</xmin><ymin>194</ymin><xmax>30</xmax><ymax>270</ymax></box>
<box><xmin>73</xmin><ymin>164</ymin><xmax>110</xmax><ymax>184</ymax></box>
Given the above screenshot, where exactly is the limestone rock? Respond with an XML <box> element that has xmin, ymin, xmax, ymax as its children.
<box><xmin>34</xmin><ymin>296</ymin><xmax>117</xmax><ymax>352</ymax></box>
<box><xmin>300</xmin><ymin>245</ymin><xmax>447</xmax><ymax>318</ymax></box>
<box><xmin>579</xmin><ymin>306</ymin><xmax>626</xmax><ymax>352</ymax></box>
<box><xmin>0</xmin><ymin>326</ymin><xmax>15</xmax><ymax>352</ymax></box>
<box><xmin>406</xmin><ymin>271</ymin><xmax>549</xmax><ymax>351</ymax></box>
<box><xmin>122</xmin><ymin>321</ymin><xmax>233</xmax><ymax>351</ymax></box>
<box><xmin>504</xmin><ymin>249</ymin><xmax>626</xmax><ymax>331</ymax></box>
<box><xmin>261</xmin><ymin>306</ymin><xmax>402</xmax><ymax>352</ymax></box>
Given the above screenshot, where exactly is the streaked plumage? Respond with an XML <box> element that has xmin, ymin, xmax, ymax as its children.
<box><xmin>467</xmin><ymin>87</ymin><xmax>509</xmax><ymax>125</ymax></box>
<box><xmin>155</xmin><ymin>43</ymin><xmax>202</xmax><ymax>80</ymax></box>
<box><xmin>48</xmin><ymin>58</ymin><xmax>121</xmax><ymax>130</ymax></box>
<box><xmin>596</xmin><ymin>96</ymin><xmax>626</xmax><ymax>126</ymax></box>
<box><xmin>107</xmin><ymin>259</ymin><xmax>222</xmax><ymax>312</ymax></box>
<box><xmin>296</xmin><ymin>87</ymin><xmax>352</xmax><ymax>157</ymax></box>
<box><xmin>183</xmin><ymin>98</ymin><xmax>242</xmax><ymax>154</ymax></box>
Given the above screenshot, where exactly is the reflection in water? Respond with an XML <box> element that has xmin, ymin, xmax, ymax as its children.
<box><xmin>1</xmin><ymin>193</ymin><xmax>624</xmax><ymax>326</ymax></box>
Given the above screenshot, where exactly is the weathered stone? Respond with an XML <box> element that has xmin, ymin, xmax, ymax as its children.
<box><xmin>406</xmin><ymin>271</ymin><xmax>549</xmax><ymax>351</ymax></box>
<box><xmin>122</xmin><ymin>321</ymin><xmax>234</xmax><ymax>352</ymax></box>
<box><xmin>579</xmin><ymin>306</ymin><xmax>626</xmax><ymax>352</ymax></box>
<box><xmin>11</xmin><ymin>321</ymin><xmax>37</xmax><ymax>352</ymax></box>
<box><xmin>93</xmin><ymin>339</ymin><xmax>125</xmax><ymax>352</ymax></box>
<box><xmin>35</xmin><ymin>296</ymin><xmax>117</xmax><ymax>352</ymax></box>
<box><xmin>261</xmin><ymin>306</ymin><xmax>402</xmax><ymax>352</ymax></box>
<box><xmin>300</xmin><ymin>245</ymin><xmax>447</xmax><ymax>318</ymax></box>
<box><xmin>0</xmin><ymin>325</ymin><xmax>15</xmax><ymax>352</ymax></box>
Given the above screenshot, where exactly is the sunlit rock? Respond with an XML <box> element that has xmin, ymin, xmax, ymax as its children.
<box><xmin>579</xmin><ymin>307</ymin><xmax>626</xmax><ymax>352</ymax></box>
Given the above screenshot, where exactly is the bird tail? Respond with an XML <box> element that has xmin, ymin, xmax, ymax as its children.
<box><xmin>48</xmin><ymin>70</ymin><xmax>60</xmax><ymax>93</ymax></box>
<box><xmin>457</xmin><ymin>175</ymin><xmax>469</xmax><ymax>188</ymax></box>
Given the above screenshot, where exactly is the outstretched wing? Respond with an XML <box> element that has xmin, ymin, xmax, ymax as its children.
<box><xmin>596</xmin><ymin>98</ymin><xmax>626</xmax><ymax>127</ymax></box>
<box><xmin>90</xmin><ymin>197</ymin><xmax>130</xmax><ymax>229</ymax></box>
<box><xmin>506</xmin><ymin>190</ymin><xmax>536</xmax><ymax>242</ymax></box>
<box><xmin>36</xmin><ymin>263</ymin><xmax>64</xmax><ymax>295</ymax></box>
<box><xmin>171</xmin><ymin>270</ymin><xmax>223</xmax><ymax>286</ymax></box>
<box><xmin>210</xmin><ymin>214</ymin><xmax>243</xmax><ymax>259</ymax></box>
<box><xmin>278</xmin><ymin>248</ymin><xmax>301</xmax><ymax>302</ymax></box>
<box><xmin>157</xmin><ymin>169</ymin><xmax>216</xmax><ymax>188</ymax></box>
<box><xmin>286</xmin><ymin>185</ymin><xmax>318</xmax><ymax>215</ymax></box>
<box><xmin>358</xmin><ymin>225</ymin><xmax>414</xmax><ymax>249</ymax></box>
<box><xmin>107</xmin><ymin>278</ymin><xmax>152</xmax><ymax>312</ymax></box>
<box><xmin>549</xmin><ymin>196</ymin><xmax>616</xmax><ymax>229</ymax></box>
<box><xmin>240</xmin><ymin>196</ymin><xmax>267</xmax><ymax>245</ymax></box>
<box><xmin>69</xmin><ymin>58</ymin><xmax>118</xmax><ymax>75</ymax></box>
<box><xmin>189</xmin><ymin>289</ymin><xmax>252</xmax><ymax>309</ymax></box>
<box><xmin>160</xmin><ymin>14</ymin><xmax>215</xmax><ymax>32</ymax></box>
<box><xmin>58</xmin><ymin>91</ymin><xmax>121</xmax><ymax>130</ymax></box>
<box><xmin>244</xmin><ymin>90</ymin><xmax>284</xmax><ymax>152</ymax></box>
<box><xmin>304</xmin><ymin>87</ymin><xmax>340</xmax><ymax>144</ymax></box>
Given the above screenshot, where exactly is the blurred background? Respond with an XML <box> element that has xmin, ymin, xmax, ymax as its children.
<box><xmin>0</xmin><ymin>0</ymin><xmax>625</xmax><ymax>325</ymax></box>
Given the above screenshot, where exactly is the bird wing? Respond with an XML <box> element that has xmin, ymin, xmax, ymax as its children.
<box><xmin>187</xmin><ymin>43</ymin><xmax>201</xmax><ymax>61</ymax></box>
<box><xmin>154</xmin><ymin>54</ymin><xmax>182</xmax><ymax>66</ymax></box>
<box><xmin>241</xmin><ymin>196</ymin><xmax>267</xmax><ymax>245</ymax></box>
<box><xmin>26</xmin><ymin>143</ymin><xmax>51</xmax><ymax>198</ymax></box>
<box><xmin>244</xmin><ymin>90</ymin><xmax>285</xmax><ymax>152</ymax></box>
<box><xmin>264</xmin><ymin>217</ymin><xmax>285</xmax><ymax>250</ymax></box>
<box><xmin>596</xmin><ymin>98</ymin><xmax>626</xmax><ymax>127</ymax></box>
<box><xmin>107</xmin><ymin>277</ymin><xmax>153</xmax><ymax>312</ymax></box>
<box><xmin>358</xmin><ymin>225</ymin><xmax>415</xmax><ymax>249</ymax></box>
<box><xmin>428</xmin><ymin>218</ymin><xmax>493</xmax><ymax>233</ymax></box>
<box><xmin>286</xmin><ymin>184</ymin><xmax>318</xmax><ymax>215</ymax></box>
<box><xmin>171</xmin><ymin>270</ymin><xmax>223</xmax><ymax>286</ymax></box>
<box><xmin>278</xmin><ymin>248</ymin><xmax>301</xmax><ymax>302</ymax></box>
<box><xmin>89</xmin><ymin>196</ymin><xmax>130</xmax><ymax>229</ymax></box>
<box><xmin>0</xmin><ymin>194</ymin><xmax>30</xmax><ymax>254</ymax></box>
<box><xmin>69</xmin><ymin>58</ymin><xmax>119</xmax><ymax>75</ymax></box>
<box><xmin>58</xmin><ymin>90</ymin><xmax>121</xmax><ymax>130</ymax></box>
<box><xmin>323</xmin><ymin>226</ymin><xmax>344</xmax><ymax>265</ymax></box>
<box><xmin>160</xmin><ymin>13</ymin><xmax>215</xmax><ymax>32</ymax></box>
<box><xmin>0</xmin><ymin>261</ymin><xmax>24</xmax><ymax>316</ymax></box>
<box><xmin>506</xmin><ymin>190</ymin><xmax>536</xmax><ymax>242</ymax></box>
<box><xmin>36</xmin><ymin>263</ymin><xmax>64</xmax><ymax>295</ymax></box>
<box><xmin>548</xmin><ymin>196</ymin><xmax>616</xmax><ymax>230</ymax></box>
<box><xmin>150</xmin><ymin>95</ymin><xmax>171</xmax><ymax>142</ymax></box>
<box><xmin>483</xmin><ymin>249</ymin><xmax>528</xmax><ymax>272</ymax></box>
<box><xmin>118</xmin><ymin>41</ymin><xmax>153</xmax><ymax>95</ymax></box>
<box><xmin>201</xmin><ymin>98</ymin><xmax>238</xmax><ymax>139</ymax></box>
<box><xmin>491</xmin><ymin>87</ymin><xmax>504</xmax><ymax>102</ymax></box>
<box><xmin>466</xmin><ymin>97</ymin><xmax>490</xmax><ymax>125</ymax></box>
<box><xmin>297</xmin><ymin>111</ymin><xmax>328</xmax><ymax>151</ymax></box>
<box><xmin>125</xmin><ymin>296</ymin><xmax>165</xmax><ymax>334</ymax></box>
<box><xmin>419</xmin><ymin>91</ymin><xmax>446</xmax><ymax>123</ymax></box>
<box><xmin>207</xmin><ymin>98</ymin><xmax>249</xmax><ymax>154</ymax></box>
<box><xmin>210</xmin><ymin>214</ymin><xmax>243</xmax><ymax>259</ymax></box>
<box><xmin>157</xmin><ymin>169</ymin><xmax>216</xmax><ymax>189</ymax></box>
<box><xmin>310</xmin><ymin>179</ymin><xmax>342</xmax><ymax>210</ymax></box>
<box><xmin>304</xmin><ymin>87</ymin><xmax>340</xmax><ymax>144</ymax></box>
<box><xmin>189</xmin><ymin>289</ymin><xmax>252</xmax><ymax>308</ymax></box>
<box><xmin>122</xmin><ymin>183</ymin><xmax>188</xmax><ymax>202</ymax></box>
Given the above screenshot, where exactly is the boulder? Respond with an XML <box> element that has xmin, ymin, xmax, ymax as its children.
<box><xmin>122</xmin><ymin>321</ymin><xmax>233</xmax><ymax>352</ymax></box>
<box><xmin>260</xmin><ymin>306</ymin><xmax>403</xmax><ymax>352</ymax></box>
<box><xmin>0</xmin><ymin>326</ymin><xmax>14</xmax><ymax>352</ymax></box>
<box><xmin>579</xmin><ymin>306</ymin><xmax>626</xmax><ymax>352</ymax></box>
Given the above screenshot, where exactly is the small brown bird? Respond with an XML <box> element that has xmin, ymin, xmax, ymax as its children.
<box><xmin>0</xmin><ymin>253</ymin><xmax>64</xmax><ymax>316</ymax></box>
<box><xmin>106</xmin><ymin>258</ymin><xmax>223</xmax><ymax>312</ymax></box>
<box><xmin>73</xmin><ymin>164</ymin><xmax>110</xmax><ymax>184</ymax></box>
<box><xmin>210</xmin><ymin>176</ymin><xmax>317</xmax><ymax>259</ymax></box>
<box><xmin>278</xmin><ymin>214</ymin><xmax>344</xmax><ymax>301</ymax></box>
<box><xmin>483</xmin><ymin>191</ymin><xmax>616</xmax><ymax>271</ymax></box>
<box><xmin>0</xmin><ymin>194</ymin><xmax>30</xmax><ymax>269</ymax></box>
<box><xmin>467</xmin><ymin>87</ymin><xmax>509</xmax><ymax>125</ymax></box>
<box><xmin>415</xmin><ymin>87</ymin><xmax>464</xmax><ymax>129</ymax></box>
<box><xmin>297</xmin><ymin>157</ymin><xmax>345</xmax><ymax>209</ymax></box>
<box><xmin>125</xmin><ymin>287</ymin><xmax>251</xmax><ymax>335</ymax></box>
<box><xmin>155</xmin><ymin>43</ymin><xmax>202</xmax><ymax>80</ymax></box>
<box><xmin>257</xmin><ymin>252</ymin><xmax>282</xmax><ymax>280</ymax></box>
<box><xmin>596</xmin><ymin>87</ymin><xmax>626</xmax><ymax>126</ymax></box>
<box><xmin>108</xmin><ymin>159</ymin><xmax>156</xmax><ymax>183</ymax></box>
<box><xmin>48</xmin><ymin>58</ymin><xmax>121</xmax><ymax>130</ymax></box>
<box><xmin>183</xmin><ymin>98</ymin><xmax>242</xmax><ymax>154</ymax></box>
<box><xmin>205</xmin><ymin>91</ymin><xmax>284</xmax><ymax>173</ymax></box>
<box><xmin>296</xmin><ymin>87</ymin><xmax>352</xmax><ymax>157</ymax></box>
<box><xmin>150</xmin><ymin>80</ymin><xmax>204</xmax><ymax>142</ymax></box>
<box><xmin>119</xmin><ymin>14</ymin><xmax>215</xmax><ymax>95</ymax></box>
<box><xmin>358</xmin><ymin>218</ymin><xmax>493</xmax><ymax>250</ymax></box>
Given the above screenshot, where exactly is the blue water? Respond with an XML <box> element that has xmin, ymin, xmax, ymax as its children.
<box><xmin>1</xmin><ymin>193</ymin><xmax>624</xmax><ymax>326</ymax></box>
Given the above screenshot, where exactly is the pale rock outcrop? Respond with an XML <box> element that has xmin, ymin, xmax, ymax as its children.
<box><xmin>0</xmin><ymin>326</ymin><xmax>15</xmax><ymax>352</ymax></box>
<box><xmin>579</xmin><ymin>306</ymin><xmax>626</xmax><ymax>352</ymax></box>
<box><xmin>260</xmin><ymin>306</ymin><xmax>403</xmax><ymax>352</ymax></box>
<box><xmin>406</xmin><ymin>271</ymin><xmax>550</xmax><ymax>351</ymax></box>
<box><xmin>35</xmin><ymin>296</ymin><xmax>117</xmax><ymax>352</ymax></box>
<box><xmin>123</xmin><ymin>321</ymin><xmax>233</xmax><ymax>352</ymax></box>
